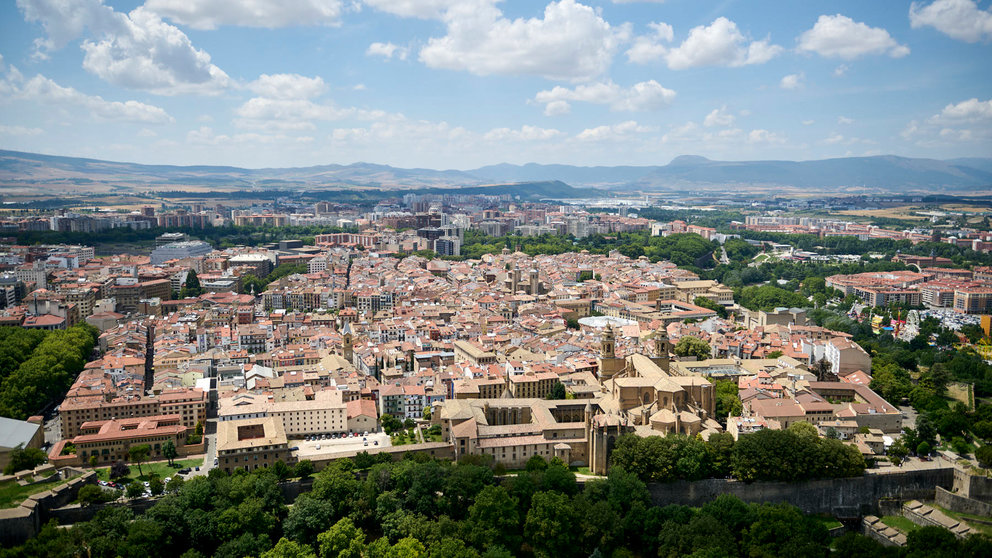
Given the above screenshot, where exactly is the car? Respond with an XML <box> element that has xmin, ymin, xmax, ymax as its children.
<box><xmin>373</xmin><ymin>441</ymin><xmax>378</xmax><ymax>446</ymax></box>
<box><xmin>99</xmin><ymin>480</ymin><xmax>109</xmax><ymax>487</ymax></box>
<box><xmin>143</xmin><ymin>481</ymin><xmax>150</xmax><ymax>488</ymax></box>
<box><xmin>163</xmin><ymin>477</ymin><xmax>171</xmax><ymax>484</ymax></box>
<box><xmin>363</xmin><ymin>441</ymin><xmax>368</xmax><ymax>447</ymax></box>
<box><xmin>289</xmin><ymin>446</ymin><xmax>299</xmax><ymax>451</ymax></box>
<box><xmin>178</xmin><ymin>468</ymin><xmax>191</xmax><ymax>474</ymax></box>
<box><xmin>195</xmin><ymin>466</ymin><xmax>200</xmax><ymax>471</ymax></box>
<box><xmin>315</xmin><ymin>444</ymin><xmax>321</xmax><ymax>450</ymax></box>
<box><xmin>213</xmin><ymin>458</ymin><xmax>218</xmax><ymax>465</ymax></box>
<box><xmin>363</xmin><ymin>431</ymin><xmax>368</xmax><ymax>437</ymax></box>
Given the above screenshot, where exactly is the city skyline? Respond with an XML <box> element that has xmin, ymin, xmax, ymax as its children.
<box><xmin>0</xmin><ymin>0</ymin><xmax>990</xmax><ymax>170</ymax></box>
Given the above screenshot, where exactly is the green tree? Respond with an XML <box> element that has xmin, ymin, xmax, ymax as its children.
<box><xmin>180</xmin><ymin>270</ymin><xmax>203</xmax><ymax>298</ymax></box>
<box><xmin>129</xmin><ymin>444</ymin><xmax>151</xmax><ymax>478</ymax></box>
<box><xmin>149</xmin><ymin>475</ymin><xmax>165</xmax><ymax>496</ymax></box>
<box><xmin>547</xmin><ymin>381</ymin><xmax>567</xmax><ymax>400</ymax></box>
<box><xmin>162</xmin><ymin>440</ymin><xmax>178</xmax><ymax>466</ymax></box>
<box><xmin>126</xmin><ymin>481</ymin><xmax>145</xmax><ymax>499</ymax></box>
<box><xmin>110</xmin><ymin>461</ymin><xmax>130</xmax><ymax>480</ymax></box>
<box><xmin>317</xmin><ymin>517</ymin><xmax>366</xmax><ymax>558</ymax></box>
<box><xmin>468</xmin><ymin>485</ymin><xmax>520</xmax><ymax>550</ymax></box>
<box><xmin>673</xmin><ymin>336</ymin><xmax>711</xmax><ymax>361</ymax></box>
<box><xmin>294</xmin><ymin>460</ymin><xmax>315</xmax><ymax>479</ymax></box>
<box><xmin>390</xmin><ymin>537</ymin><xmax>426</xmax><ymax>558</ymax></box>
<box><xmin>524</xmin><ymin>491</ymin><xmax>579</xmax><ymax>558</ymax></box>
<box><xmin>262</xmin><ymin>538</ymin><xmax>317</xmax><ymax>558</ymax></box>
<box><xmin>3</xmin><ymin>444</ymin><xmax>47</xmax><ymax>474</ymax></box>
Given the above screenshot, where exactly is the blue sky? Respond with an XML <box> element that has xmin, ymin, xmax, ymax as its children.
<box><xmin>0</xmin><ymin>0</ymin><xmax>989</xmax><ymax>169</ymax></box>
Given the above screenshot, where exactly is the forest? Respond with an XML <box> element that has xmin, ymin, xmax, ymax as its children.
<box><xmin>0</xmin><ymin>323</ymin><xmax>98</xmax><ymax>420</ymax></box>
<box><xmin>4</xmin><ymin>454</ymin><xmax>989</xmax><ymax>558</ymax></box>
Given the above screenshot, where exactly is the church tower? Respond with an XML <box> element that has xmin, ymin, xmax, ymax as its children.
<box><xmin>597</xmin><ymin>325</ymin><xmax>624</xmax><ymax>380</ymax></box>
<box><xmin>342</xmin><ymin>321</ymin><xmax>353</xmax><ymax>363</ymax></box>
<box><xmin>652</xmin><ymin>327</ymin><xmax>671</xmax><ymax>373</ymax></box>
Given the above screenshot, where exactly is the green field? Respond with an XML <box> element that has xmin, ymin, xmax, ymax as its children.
<box><xmin>880</xmin><ymin>515</ymin><xmax>921</xmax><ymax>534</ymax></box>
<box><xmin>0</xmin><ymin>476</ymin><xmax>73</xmax><ymax>509</ymax></box>
<box><xmin>95</xmin><ymin>458</ymin><xmax>203</xmax><ymax>482</ymax></box>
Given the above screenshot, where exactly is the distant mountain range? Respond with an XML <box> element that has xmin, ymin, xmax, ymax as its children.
<box><xmin>1</xmin><ymin>149</ymin><xmax>990</xmax><ymax>194</ymax></box>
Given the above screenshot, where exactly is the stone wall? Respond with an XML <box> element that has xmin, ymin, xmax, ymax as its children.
<box><xmin>935</xmin><ymin>486</ymin><xmax>992</xmax><ymax>517</ymax></box>
<box><xmin>0</xmin><ymin>471</ymin><xmax>96</xmax><ymax>546</ymax></box>
<box><xmin>308</xmin><ymin>442</ymin><xmax>454</xmax><ymax>471</ymax></box>
<box><xmin>646</xmin><ymin>467</ymin><xmax>954</xmax><ymax>517</ymax></box>
<box><xmin>952</xmin><ymin>467</ymin><xmax>992</xmax><ymax>502</ymax></box>
<box><xmin>48</xmin><ymin>498</ymin><xmax>157</xmax><ymax>525</ymax></box>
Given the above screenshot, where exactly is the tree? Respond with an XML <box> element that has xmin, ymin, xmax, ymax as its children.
<box><xmin>181</xmin><ymin>270</ymin><xmax>203</xmax><ymax>298</ymax></box>
<box><xmin>673</xmin><ymin>336</ymin><xmax>711</xmax><ymax>361</ymax></box>
<box><xmin>888</xmin><ymin>439</ymin><xmax>909</xmax><ymax>466</ymax></box>
<box><xmin>262</xmin><ymin>538</ymin><xmax>317</xmax><ymax>558</ymax></box>
<box><xmin>976</xmin><ymin>445</ymin><xmax>992</xmax><ymax>469</ymax></box>
<box><xmin>524</xmin><ymin>491</ymin><xmax>579</xmax><ymax>558</ymax></box>
<box><xmin>526</xmin><ymin>455</ymin><xmax>548</xmax><ymax>472</ymax></box>
<box><xmin>126</xmin><ymin>482</ymin><xmax>145</xmax><ymax>499</ymax></box>
<box><xmin>162</xmin><ymin>440</ymin><xmax>178</xmax><ymax>466</ymax></box>
<box><xmin>149</xmin><ymin>475</ymin><xmax>165</xmax><ymax>496</ymax></box>
<box><xmin>317</xmin><ymin>517</ymin><xmax>366</xmax><ymax>558</ymax></box>
<box><xmin>3</xmin><ymin>444</ymin><xmax>47</xmax><ymax>474</ymax></box>
<box><xmin>110</xmin><ymin>461</ymin><xmax>131</xmax><ymax>480</ymax></box>
<box><xmin>391</xmin><ymin>537</ymin><xmax>426</xmax><ymax>558</ymax></box>
<box><xmin>269</xmin><ymin>459</ymin><xmax>290</xmax><ymax>481</ymax></box>
<box><xmin>382</xmin><ymin>414</ymin><xmax>402</xmax><ymax>435</ymax></box>
<box><xmin>77</xmin><ymin>484</ymin><xmax>106</xmax><ymax>506</ymax></box>
<box><xmin>129</xmin><ymin>444</ymin><xmax>151</xmax><ymax>478</ymax></box>
<box><xmin>547</xmin><ymin>381</ymin><xmax>566</xmax><ymax>400</ymax></box>
<box><xmin>422</xmin><ymin>405</ymin><xmax>432</xmax><ymax>421</ymax></box>
<box><xmin>294</xmin><ymin>460</ymin><xmax>315</xmax><ymax>479</ymax></box>
<box><xmin>89</xmin><ymin>455</ymin><xmax>98</xmax><ymax>468</ymax></box>
<box><xmin>166</xmin><ymin>475</ymin><xmax>184</xmax><ymax>493</ymax></box>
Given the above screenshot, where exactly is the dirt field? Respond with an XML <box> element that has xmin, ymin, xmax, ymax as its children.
<box><xmin>836</xmin><ymin>206</ymin><xmax>928</xmax><ymax>220</ymax></box>
<box><xmin>946</xmin><ymin>382</ymin><xmax>974</xmax><ymax>410</ymax></box>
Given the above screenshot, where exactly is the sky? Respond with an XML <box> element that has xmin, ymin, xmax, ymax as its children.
<box><xmin>0</xmin><ymin>0</ymin><xmax>990</xmax><ymax>170</ymax></box>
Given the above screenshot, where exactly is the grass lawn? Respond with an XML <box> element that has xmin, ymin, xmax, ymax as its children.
<box><xmin>931</xmin><ymin>504</ymin><xmax>992</xmax><ymax>536</ymax></box>
<box><xmin>880</xmin><ymin>515</ymin><xmax>921</xmax><ymax>534</ymax></box>
<box><xmin>811</xmin><ymin>515</ymin><xmax>843</xmax><ymax>530</ymax></box>
<box><xmin>95</xmin><ymin>458</ymin><xmax>203</xmax><ymax>482</ymax></box>
<box><xmin>0</xmin><ymin>476</ymin><xmax>73</xmax><ymax>509</ymax></box>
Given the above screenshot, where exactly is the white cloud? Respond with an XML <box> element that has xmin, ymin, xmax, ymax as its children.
<box><xmin>624</xmin><ymin>21</ymin><xmax>674</xmax><ymax>64</ymax></box>
<box><xmin>534</xmin><ymin>80</ymin><xmax>675</xmax><ymax>115</ymax></box>
<box><xmin>643</xmin><ymin>17</ymin><xmax>782</xmax><ymax>70</ymax></box>
<box><xmin>838</xmin><ymin>116</ymin><xmax>854</xmax><ymax>124</ymax></box>
<box><xmin>484</xmin><ymin>125</ymin><xmax>563</xmax><ymax>142</ymax></box>
<box><xmin>802</xmin><ymin>119</ymin><xmax>815</xmax><ymax>125</ymax></box>
<box><xmin>144</xmin><ymin>0</ymin><xmax>345</xmax><ymax>30</ymax></box>
<box><xmin>910</xmin><ymin>0</ymin><xmax>992</xmax><ymax>43</ymax></box>
<box><xmin>797</xmin><ymin>14</ymin><xmax>910</xmax><ymax>59</ymax></box>
<box><xmin>833</xmin><ymin>64</ymin><xmax>849</xmax><ymax>76</ymax></box>
<box><xmin>234</xmin><ymin>98</ymin><xmax>354</xmax><ymax>130</ymax></box>
<box><xmin>1</xmin><ymin>69</ymin><xmax>173</xmax><ymax>124</ymax></box>
<box><xmin>780</xmin><ymin>72</ymin><xmax>804</xmax><ymax>89</ymax></box>
<box><xmin>363</xmin><ymin>0</ymin><xmax>460</xmax><ymax>20</ymax></box>
<box><xmin>367</xmin><ymin>42</ymin><xmax>409</xmax><ymax>60</ymax></box>
<box><xmin>929</xmin><ymin>98</ymin><xmax>992</xmax><ymax>123</ymax></box>
<box><xmin>575</xmin><ymin>120</ymin><xmax>653</xmax><ymax>141</ymax></box>
<box><xmin>703</xmin><ymin>106</ymin><xmax>735</xmax><ymax>127</ymax></box>
<box><xmin>248</xmin><ymin>74</ymin><xmax>326</xmax><ymax>100</ymax></box>
<box><xmin>17</xmin><ymin>0</ymin><xmax>232</xmax><ymax>95</ymax></box>
<box><xmin>612</xmin><ymin>0</ymin><xmax>666</xmax><ymax>3</ymax></box>
<box><xmin>903</xmin><ymin>98</ymin><xmax>992</xmax><ymax>144</ymax></box>
<box><xmin>418</xmin><ymin>0</ymin><xmax>629</xmax><ymax>82</ymax></box>
<box><xmin>186</xmin><ymin>126</ymin><xmax>314</xmax><ymax>146</ymax></box>
<box><xmin>824</xmin><ymin>133</ymin><xmax>845</xmax><ymax>145</ymax></box>
<box><xmin>0</xmin><ymin>124</ymin><xmax>44</xmax><ymax>136</ymax></box>
<box><xmin>747</xmin><ymin>129</ymin><xmax>785</xmax><ymax>144</ymax></box>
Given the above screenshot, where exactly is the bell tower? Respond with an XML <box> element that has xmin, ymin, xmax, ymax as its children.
<box><xmin>342</xmin><ymin>321</ymin><xmax>353</xmax><ymax>363</ymax></box>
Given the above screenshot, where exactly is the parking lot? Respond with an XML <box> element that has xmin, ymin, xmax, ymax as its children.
<box><xmin>294</xmin><ymin>432</ymin><xmax>391</xmax><ymax>459</ymax></box>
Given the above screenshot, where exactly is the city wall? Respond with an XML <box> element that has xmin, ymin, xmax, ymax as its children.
<box><xmin>645</xmin><ymin>467</ymin><xmax>954</xmax><ymax>517</ymax></box>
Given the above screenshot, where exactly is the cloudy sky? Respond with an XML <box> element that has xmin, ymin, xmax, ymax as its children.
<box><xmin>0</xmin><ymin>0</ymin><xmax>990</xmax><ymax>169</ymax></box>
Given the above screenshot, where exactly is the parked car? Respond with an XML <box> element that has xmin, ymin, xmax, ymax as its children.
<box><xmin>373</xmin><ymin>441</ymin><xmax>379</xmax><ymax>446</ymax></box>
<box><xmin>178</xmin><ymin>468</ymin><xmax>191</xmax><ymax>475</ymax></box>
<box><xmin>363</xmin><ymin>441</ymin><xmax>368</xmax><ymax>447</ymax></box>
<box><xmin>315</xmin><ymin>444</ymin><xmax>321</xmax><ymax>450</ymax></box>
